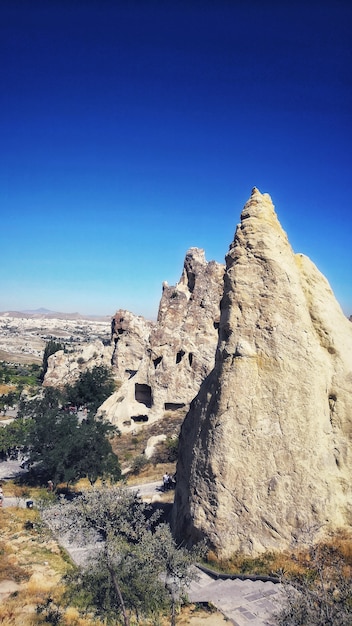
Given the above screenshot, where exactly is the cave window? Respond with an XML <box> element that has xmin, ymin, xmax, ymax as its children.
<box><xmin>188</xmin><ymin>353</ymin><xmax>193</xmax><ymax>367</ymax></box>
<box><xmin>188</xmin><ymin>271</ymin><xmax>196</xmax><ymax>292</ymax></box>
<box><xmin>153</xmin><ymin>356</ymin><xmax>163</xmax><ymax>369</ymax></box>
<box><xmin>164</xmin><ymin>403</ymin><xmax>185</xmax><ymax>411</ymax></box>
<box><xmin>135</xmin><ymin>383</ymin><xmax>152</xmax><ymax>407</ymax></box>
<box><xmin>126</xmin><ymin>369</ymin><xmax>137</xmax><ymax>379</ymax></box>
<box><xmin>176</xmin><ymin>350</ymin><xmax>185</xmax><ymax>364</ymax></box>
<box><xmin>131</xmin><ymin>415</ymin><xmax>149</xmax><ymax>423</ymax></box>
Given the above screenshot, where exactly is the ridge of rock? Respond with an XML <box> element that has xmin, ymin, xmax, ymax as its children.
<box><xmin>100</xmin><ymin>247</ymin><xmax>224</xmax><ymax>431</ymax></box>
<box><xmin>44</xmin><ymin>248</ymin><xmax>224</xmax><ymax>432</ymax></box>
<box><xmin>172</xmin><ymin>189</ymin><xmax>352</xmax><ymax>557</ymax></box>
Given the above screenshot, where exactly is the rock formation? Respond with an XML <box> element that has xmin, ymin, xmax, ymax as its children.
<box><xmin>99</xmin><ymin>248</ymin><xmax>224</xmax><ymax>431</ymax></box>
<box><xmin>43</xmin><ymin>340</ymin><xmax>113</xmax><ymax>387</ymax></box>
<box><xmin>172</xmin><ymin>188</ymin><xmax>352</xmax><ymax>557</ymax></box>
<box><xmin>43</xmin><ymin>248</ymin><xmax>224</xmax><ymax>431</ymax></box>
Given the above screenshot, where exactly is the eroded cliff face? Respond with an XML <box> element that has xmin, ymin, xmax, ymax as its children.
<box><xmin>99</xmin><ymin>248</ymin><xmax>224</xmax><ymax>431</ymax></box>
<box><xmin>172</xmin><ymin>188</ymin><xmax>352</xmax><ymax>557</ymax></box>
<box><xmin>43</xmin><ymin>248</ymin><xmax>224</xmax><ymax>430</ymax></box>
<box><xmin>43</xmin><ymin>341</ymin><xmax>113</xmax><ymax>387</ymax></box>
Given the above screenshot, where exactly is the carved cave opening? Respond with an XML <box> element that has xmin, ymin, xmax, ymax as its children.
<box><xmin>153</xmin><ymin>356</ymin><xmax>163</xmax><ymax>369</ymax></box>
<box><xmin>164</xmin><ymin>403</ymin><xmax>186</xmax><ymax>411</ymax></box>
<box><xmin>176</xmin><ymin>350</ymin><xmax>185</xmax><ymax>364</ymax></box>
<box><xmin>187</xmin><ymin>271</ymin><xmax>196</xmax><ymax>293</ymax></box>
<box><xmin>135</xmin><ymin>383</ymin><xmax>152</xmax><ymax>407</ymax></box>
<box><xmin>188</xmin><ymin>352</ymin><xmax>193</xmax><ymax>367</ymax></box>
<box><xmin>131</xmin><ymin>415</ymin><xmax>149</xmax><ymax>423</ymax></box>
<box><xmin>126</xmin><ymin>369</ymin><xmax>137</xmax><ymax>379</ymax></box>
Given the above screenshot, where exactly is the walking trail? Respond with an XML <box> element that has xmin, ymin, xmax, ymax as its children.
<box><xmin>0</xmin><ymin>460</ymin><xmax>285</xmax><ymax>624</ymax></box>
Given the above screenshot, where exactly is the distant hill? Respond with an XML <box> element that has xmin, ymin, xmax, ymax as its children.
<box><xmin>0</xmin><ymin>309</ymin><xmax>111</xmax><ymax>321</ymax></box>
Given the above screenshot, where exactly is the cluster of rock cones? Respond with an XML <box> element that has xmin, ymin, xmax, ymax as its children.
<box><xmin>46</xmin><ymin>188</ymin><xmax>352</xmax><ymax>558</ymax></box>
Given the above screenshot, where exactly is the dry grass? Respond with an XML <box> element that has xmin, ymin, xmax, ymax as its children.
<box><xmin>0</xmin><ymin>503</ymin><xmax>223</xmax><ymax>626</ymax></box>
<box><xmin>112</xmin><ymin>408</ymin><xmax>185</xmax><ymax>469</ymax></box>
<box><xmin>0</xmin><ymin>383</ymin><xmax>16</xmax><ymax>395</ymax></box>
<box><xmin>205</xmin><ymin>529</ymin><xmax>352</xmax><ymax>579</ymax></box>
<box><xmin>0</xmin><ymin>504</ymin><xmax>76</xmax><ymax>625</ymax></box>
<box><xmin>125</xmin><ymin>462</ymin><xmax>176</xmax><ymax>485</ymax></box>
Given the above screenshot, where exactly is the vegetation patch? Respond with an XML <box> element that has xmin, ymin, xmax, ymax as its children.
<box><xmin>112</xmin><ymin>408</ymin><xmax>185</xmax><ymax>470</ymax></box>
<box><xmin>205</xmin><ymin>530</ymin><xmax>352</xmax><ymax>579</ymax></box>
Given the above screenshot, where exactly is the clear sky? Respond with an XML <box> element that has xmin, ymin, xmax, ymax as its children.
<box><xmin>1</xmin><ymin>1</ymin><xmax>351</xmax><ymax>319</ymax></box>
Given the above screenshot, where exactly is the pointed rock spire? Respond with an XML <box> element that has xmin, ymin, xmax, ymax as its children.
<box><xmin>172</xmin><ymin>189</ymin><xmax>352</xmax><ymax>557</ymax></box>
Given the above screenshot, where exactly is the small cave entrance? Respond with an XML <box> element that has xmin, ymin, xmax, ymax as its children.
<box><xmin>164</xmin><ymin>402</ymin><xmax>186</xmax><ymax>411</ymax></box>
<box><xmin>176</xmin><ymin>350</ymin><xmax>185</xmax><ymax>364</ymax></box>
<box><xmin>153</xmin><ymin>356</ymin><xmax>163</xmax><ymax>369</ymax></box>
<box><xmin>187</xmin><ymin>271</ymin><xmax>196</xmax><ymax>293</ymax></box>
<box><xmin>131</xmin><ymin>415</ymin><xmax>149</xmax><ymax>423</ymax></box>
<box><xmin>135</xmin><ymin>383</ymin><xmax>152</xmax><ymax>407</ymax></box>
<box><xmin>126</xmin><ymin>369</ymin><xmax>137</xmax><ymax>379</ymax></box>
<box><xmin>188</xmin><ymin>352</ymin><xmax>193</xmax><ymax>367</ymax></box>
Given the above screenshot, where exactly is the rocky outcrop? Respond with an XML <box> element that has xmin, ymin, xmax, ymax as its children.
<box><xmin>111</xmin><ymin>310</ymin><xmax>155</xmax><ymax>380</ymax></box>
<box><xmin>43</xmin><ymin>341</ymin><xmax>113</xmax><ymax>387</ymax></box>
<box><xmin>100</xmin><ymin>248</ymin><xmax>224</xmax><ymax>432</ymax></box>
<box><xmin>43</xmin><ymin>248</ymin><xmax>224</xmax><ymax>429</ymax></box>
<box><xmin>172</xmin><ymin>188</ymin><xmax>352</xmax><ymax>557</ymax></box>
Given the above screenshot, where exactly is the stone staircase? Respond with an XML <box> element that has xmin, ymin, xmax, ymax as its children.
<box><xmin>187</xmin><ymin>568</ymin><xmax>284</xmax><ymax>626</ymax></box>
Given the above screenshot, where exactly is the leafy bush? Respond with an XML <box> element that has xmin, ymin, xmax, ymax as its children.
<box><xmin>131</xmin><ymin>454</ymin><xmax>149</xmax><ymax>475</ymax></box>
<box><xmin>152</xmin><ymin>436</ymin><xmax>178</xmax><ymax>464</ymax></box>
<box><xmin>36</xmin><ymin>596</ymin><xmax>63</xmax><ymax>625</ymax></box>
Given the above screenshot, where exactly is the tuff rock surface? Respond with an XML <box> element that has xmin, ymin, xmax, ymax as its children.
<box><xmin>43</xmin><ymin>249</ymin><xmax>224</xmax><ymax>431</ymax></box>
<box><xmin>43</xmin><ymin>340</ymin><xmax>113</xmax><ymax>387</ymax></box>
<box><xmin>99</xmin><ymin>248</ymin><xmax>224</xmax><ymax>432</ymax></box>
<box><xmin>172</xmin><ymin>188</ymin><xmax>352</xmax><ymax>557</ymax></box>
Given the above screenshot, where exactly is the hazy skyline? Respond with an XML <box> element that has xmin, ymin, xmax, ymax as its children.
<box><xmin>1</xmin><ymin>2</ymin><xmax>351</xmax><ymax>319</ymax></box>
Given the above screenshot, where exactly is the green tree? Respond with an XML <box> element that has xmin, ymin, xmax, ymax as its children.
<box><xmin>0</xmin><ymin>417</ymin><xmax>31</xmax><ymax>460</ymax></box>
<box><xmin>73</xmin><ymin>413</ymin><xmax>121</xmax><ymax>485</ymax></box>
<box><xmin>152</xmin><ymin>524</ymin><xmax>204</xmax><ymax>626</ymax></box>
<box><xmin>18</xmin><ymin>387</ymin><xmax>120</xmax><ymax>487</ymax></box>
<box><xmin>45</xmin><ymin>487</ymin><xmax>201</xmax><ymax>626</ymax></box>
<box><xmin>40</xmin><ymin>340</ymin><xmax>64</xmax><ymax>382</ymax></box>
<box><xmin>65</xmin><ymin>365</ymin><xmax>116</xmax><ymax>412</ymax></box>
<box><xmin>0</xmin><ymin>390</ymin><xmax>17</xmax><ymax>414</ymax></box>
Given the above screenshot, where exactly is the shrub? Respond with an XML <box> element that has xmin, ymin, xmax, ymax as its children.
<box><xmin>152</xmin><ymin>436</ymin><xmax>178</xmax><ymax>464</ymax></box>
<box><xmin>131</xmin><ymin>454</ymin><xmax>149</xmax><ymax>475</ymax></box>
<box><xmin>275</xmin><ymin>539</ymin><xmax>352</xmax><ymax>626</ymax></box>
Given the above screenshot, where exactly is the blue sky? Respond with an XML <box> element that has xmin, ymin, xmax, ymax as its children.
<box><xmin>1</xmin><ymin>1</ymin><xmax>351</xmax><ymax>319</ymax></box>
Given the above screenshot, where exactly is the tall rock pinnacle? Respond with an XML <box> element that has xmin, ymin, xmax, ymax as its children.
<box><xmin>172</xmin><ymin>189</ymin><xmax>352</xmax><ymax>557</ymax></box>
